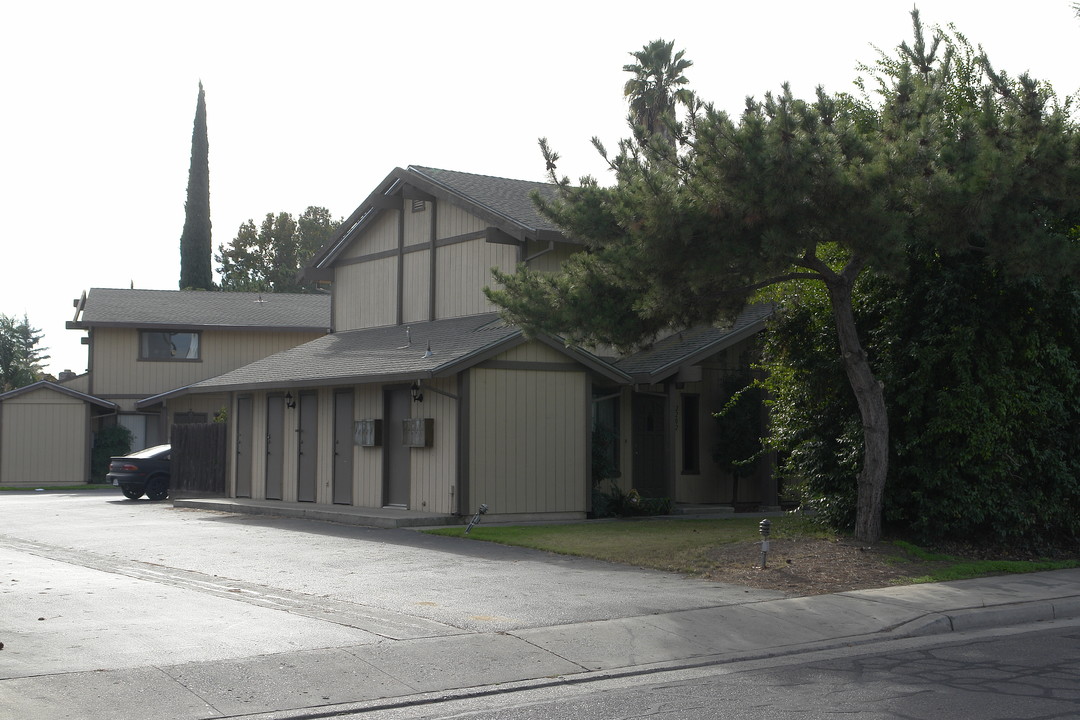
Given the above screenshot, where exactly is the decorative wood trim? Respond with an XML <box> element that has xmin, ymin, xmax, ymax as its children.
<box><xmin>429</xmin><ymin>199</ymin><xmax>437</xmax><ymax>321</ymax></box>
<box><xmin>434</xmin><ymin>229</ymin><xmax>487</xmax><ymax>248</ymax></box>
<box><xmin>333</xmin><ymin>229</ymin><xmax>487</xmax><ymax>268</ymax></box>
<box><xmin>401</xmin><ymin>184</ymin><xmax>435</xmax><ymax>202</ymax></box>
<box><xmin>486</xmin><ymin>227</ymin><xmax>524</xmax><ymax>246</ymax></box>
<box><xmin>370</xmin><ymin>195</ymin><xmax>401</xmax><ymax>210</ymax></box>
<box><xmin>396</xmin><ymin>206</ymin><xmax>405</xmax><ymax>326</ymax></box>
<box><xmin>335</xmin><ymin>247</ymin><xmax>399</xmax><ymax>266</ymax></box>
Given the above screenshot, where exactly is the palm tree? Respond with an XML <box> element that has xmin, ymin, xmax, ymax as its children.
<box><xmin>622</xmin><ymin>39</ymin><xmax>694</xmax><ymax>145</ymax></box>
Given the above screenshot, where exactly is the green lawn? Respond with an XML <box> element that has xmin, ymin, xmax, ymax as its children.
<box><xmin>425</xmin><ymin>517</ymin><xmax>1079</xmax><ymax>584</ymax></box>
<box><xmin>426</xmin><ymin>516</ymin><xmax>830</xmax><ymax>574</ymax></box>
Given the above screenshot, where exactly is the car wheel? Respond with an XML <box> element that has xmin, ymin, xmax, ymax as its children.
<box><xmin>145</xmin><ymin>476</ymin><xmax>169</xmax><ymax>501</ymax></box>
<box><xmin>121</xmin><ymin>485</ymin><xmax>144</xmax><ymax>500</ymax></box>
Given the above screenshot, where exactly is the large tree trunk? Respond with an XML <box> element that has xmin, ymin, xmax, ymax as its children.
<box><xmin>825</xmin><ymin>273</ymin><xmax>889</xmax><ymax>543</ymax></box>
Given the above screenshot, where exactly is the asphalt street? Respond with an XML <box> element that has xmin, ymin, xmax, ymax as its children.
<box><xmin>347</xmin><ymin>621</ymin><xmax>1080</xmax><ymax>720</ymax></box>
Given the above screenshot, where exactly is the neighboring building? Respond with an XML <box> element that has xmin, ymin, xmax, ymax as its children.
<box><xmin>160</xmin><ymin>166</ymin><xmax>777</xmax><ymax>520</ymax></box>
<box><xmin>66</xmin><ymin>288</ymin><xmax>330</xmax><ymax>448</ymax></box>
<box><xmin>0</xmin><ymin>289</ymin><xmax>331</xmax><ymax>488</ymax></box>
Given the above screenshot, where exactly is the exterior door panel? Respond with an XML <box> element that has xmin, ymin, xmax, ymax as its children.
<box><xmin>236</xmin><ymin>395</ymin><xmax>253</xmax><ymax>498</ymax></box>
<box><xmin>265</xmin><ymin>395</ymin><xmax>285</xmax><ymax>500</ymax></box>
<box><xmin>297</xmin><ymin>391</ymin><xmax>318</xmax><ymax>502</ymax></box>
<box><xmin>333</xmin><ymin>390</ymin><xmax>354</xmax><ymax>505</ymax></box>
<box><xmin>384</xmin><ymin>387</ymin><xmax>411</xmax><ymax>508</ymax></box>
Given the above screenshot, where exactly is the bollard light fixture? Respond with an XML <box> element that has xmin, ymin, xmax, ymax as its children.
<box><xmin>758</xmin><ymin>518</ymin><xmax>772</xmax><ymax>569</ymax></box>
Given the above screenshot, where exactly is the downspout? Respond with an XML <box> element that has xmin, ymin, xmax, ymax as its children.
<box><xmin>523</xmin><ymin>239</ymin><xmax>556</xmax><ymax>266</ymax></box>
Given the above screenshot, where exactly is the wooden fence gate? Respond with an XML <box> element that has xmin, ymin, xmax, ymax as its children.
<box><xmin>170</xmin><ymin>422</ymin><xmax>227</xmax><ymax>497</ymax></box>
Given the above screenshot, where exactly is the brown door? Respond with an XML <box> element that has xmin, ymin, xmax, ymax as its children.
<box><xmin>332</xmin><ymin>390</ymin><xmax>354</xmax><ymax>505</ymax></box>
<box><xmin>383</xmin><ymin>386</ymin><xmax>411</xmax><ymax>508</ymax></box>
<box><xmin>265</xmin><ymin>395</ymin><xmax>285</xmax><ymax>500</ymax></box>
<box><xmin>297</xmin><ymin>391</ymin><xmax>318</xmax><ymax>502</ymax></box>
<box><xmin>236</xmin><ymin>395</ymin><xmax>253</xmax><ymax>498</ymax></box>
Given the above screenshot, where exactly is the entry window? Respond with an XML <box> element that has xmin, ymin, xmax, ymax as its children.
<box><xmin>592</xmin><ymin>395</ymin><xmax>621</xmax><ymax>478</ymax></box>
<box><xmin>681</xmin><ymin>394</ymin><xmax>700</xmax><ymax>474</ymax></box>
<box><xmin>139</xmin><ymin>331</ymin><xmax>200</xmax><ymax>361</ymax></box>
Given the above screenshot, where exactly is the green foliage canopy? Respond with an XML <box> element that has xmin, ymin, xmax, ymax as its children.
<box><xmin>0</xmin><ymin>313</ymin><xmax>48</xmax><ymax>392</ymax></box>
<box><xmin>763</xmin><ymin>245</ymin><xmax>1080</xmax><ymax>547</ymax></box>
<box><xmin>623</xmin><ymin>38</ymin><xmax>694</xmax><ymax>144</ymax></box>
<box><xmin>216</xmin><ymin>206</ymin><xmax>340</xmax><ymax>292</ymax></box>
<box><xmin>489</xmin><ymin>13</ymin><xmax>1080</xmax><ymax>542</ymax></box>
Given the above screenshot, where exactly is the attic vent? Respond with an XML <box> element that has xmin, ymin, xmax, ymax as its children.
<box><xmin>411</xmin><ymin>199</ymin><xmax>426</xmax><ymax>213</ymax></box>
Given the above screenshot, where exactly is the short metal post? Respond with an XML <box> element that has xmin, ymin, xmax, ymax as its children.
<box><xmin>758</xmin><ymin>518</ymin><xmax>772</xmax><ymax>568</ymax></box>
<box><xmin>465</xmin><ymin>503</ymin><xmax>488</xmax><ymax>534</ymax></box>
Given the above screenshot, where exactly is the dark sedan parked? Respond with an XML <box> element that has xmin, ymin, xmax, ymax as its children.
<box><xmin>107</xmin><ymin>444</ymin><xmax>171</xmax><ymax>500</ymax></box>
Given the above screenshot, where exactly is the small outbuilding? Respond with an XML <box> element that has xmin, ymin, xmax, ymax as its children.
<box><xmin>0</xmin><ymin>381</ymin><xmax>118</xmax><ymax>487</ymax></box>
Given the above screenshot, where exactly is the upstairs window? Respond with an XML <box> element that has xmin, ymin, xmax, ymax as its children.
<box><xmin>139</xmin><ymin>331</ymin><xmax>200</xmax><ymax>361</ymax></box>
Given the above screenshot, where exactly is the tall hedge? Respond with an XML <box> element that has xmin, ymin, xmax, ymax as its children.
<box><xmin>763</xmin><ymin>248</ymin><xmax>1080</xmax><ymax>548</ymax></box>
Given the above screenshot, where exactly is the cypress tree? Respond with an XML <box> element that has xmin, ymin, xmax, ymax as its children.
<box><xmin>179</xmin><ymin>81</ymin><xmax>213</xmax><ymax>290</ymax></box>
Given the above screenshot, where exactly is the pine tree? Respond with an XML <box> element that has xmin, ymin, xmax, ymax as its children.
<box><xmin>179</xmin><ymin>81</ymin><xmax>213</xmax><ymax>290</ymax></box>
<box><xmin>0</xmin><ymin>314</ymin><xmax>48</xmax><ymax>391</ymax></box>
<box><xmin>489</xmin><ymin>15</ymin><xmax>1080</xmax><ymax>542</ymax></box>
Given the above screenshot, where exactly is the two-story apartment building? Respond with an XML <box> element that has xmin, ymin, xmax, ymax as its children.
<box><xmin>67</xmin><ymin>288</ymin><xmax>331</xmax><ymax>448</ymax></box>
<box><xmin>158</xmin><ymin>166</ymin><xmax>776</xmax><ymax>520</ymax></box>
<box><xmin>0</xmin><ymin>290</ymin><xmax>330</xmax><ymax>487</ymax></box>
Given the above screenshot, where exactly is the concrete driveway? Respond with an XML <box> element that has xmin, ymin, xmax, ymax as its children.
<box><xmin>0</xmin><ymin>491</ymin><xmax>781</xmax><ymax>718</ymax></box>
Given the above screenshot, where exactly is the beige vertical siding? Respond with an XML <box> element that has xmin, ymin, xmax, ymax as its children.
<box><xmin>341</xmin><ymin>209</ymin><xmax>398</xmax><ymax>259</ymax></box>
<box><xmin>523</xmin><ymin>241</ymin><xmax>579</xmax><ymax>274</ymax></box>
<box><xmin>436</xmin><ymin>202</ymin><xmax>487</xmax><ymax>238</ymax></box>
<box><xmin>402</xmin><ymin>250</ymin><xmax>431</xmax><ymax>324</ymax></box>
<box><xmin>494</xmin><ymin>342</ymin><xmax>568</xmax><ymax>363</ymax></box>
<box><xmin>354</xmin><ymin>384</ymin><xmax>381</xmax><ymax>507</ymax></box>
<box><xmin>1</xmin><ymin>388</ymin><xmax>88</xmax><ymax>486</ymax></box>
<box><xmin>468</xmin><ymin>361</ymin><xmax>587</xmax><ymax>514</ymax></box>
<box><xmin>90</xmin><ymin>327</ymin><xmax>325</xmax><ymax>402</ymax></box>
<box><xmin>408</xmin><ymin>376</ymin><xmax>458</xmax><ymax>514</ymax></box>
<box><xmin>404</xmin><ymin>201</ymin><xmax>430</xmax><ymax>246</ymax></box>
<box><xmin>333</xmin><ymin>258</ymin><xmax>398</xmax><ymax>331</ymax></box>
<box><xmin>435</xmin><ymin>238</ymin><xmax>518</xmax><ymax>319</ymax></box>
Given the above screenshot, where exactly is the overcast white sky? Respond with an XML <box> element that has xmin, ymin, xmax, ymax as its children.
<box><xmin>2</xmin><ymin>1</ymin><xmax>1078</xmax><ymax>376</ymax></box>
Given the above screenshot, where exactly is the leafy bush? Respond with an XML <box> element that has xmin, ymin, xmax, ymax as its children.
<box><xmin>90</xmin><ymin>424</ymin><xmax>133</xmax><ymax>482</ymax></box>
<box><xmin>762</xmin><ymin>250</ymin><xmax>1080</xmax><ymax>548</ymax></box>
<box><xmin>592</xmin><ymin>484</ymin><xmax>672</xmax><ymax>518</ymax></box>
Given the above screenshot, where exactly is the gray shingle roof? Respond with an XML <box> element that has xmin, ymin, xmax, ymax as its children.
<box><xmin>614</xmin><ymin>304</ymin><xmax>774</xmax><ymax>382</ymax></box>
<box><xmin>163</xmin><ymin>314</ymin><xmax>523</xmax><ymax>395</ymax></box>
<box><xmin>407</xmin><ymin>166</ymin><xmax>562</xmax><ymax>235</ymax></box>
<box><xmin>74</xmin><ymin>289</ymin><xmax>331</xmax><ymax>331</ymax></box>
<box><xmin>307</xmin><ymin>166</ymin><xmax>570</xmax><ymax>278</ymax></box>
<box><xmin>143</xmin><ymin>314</ymin><xmax>631</xmax><ymax>405</ymax></box>
<box><xmin>0</xmin><ymin>380</ymin><xmax>117</xmax><ymax>409</ymax></box>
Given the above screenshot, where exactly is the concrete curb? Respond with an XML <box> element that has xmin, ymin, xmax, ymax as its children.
<box><xmin>228</xmin><ymin>593</ymin><xmax>1080</xmax><ymax>720</ymax></box>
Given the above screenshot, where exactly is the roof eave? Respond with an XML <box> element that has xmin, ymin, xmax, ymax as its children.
<box><xmin>637</xmin><ymin>316</ymin><xmax>771</xmax><ymax>384</ymax></box>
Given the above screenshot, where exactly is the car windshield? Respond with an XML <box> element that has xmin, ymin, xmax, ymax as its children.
<box><xmin>125</xmin><ymin>445</ymin><xmax>171</xmax><ymax>459</ymax></box>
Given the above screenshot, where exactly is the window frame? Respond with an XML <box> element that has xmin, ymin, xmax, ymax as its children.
<box><xmin>681</xmin><ymin>393</ymin><xmax>701</xmax><ymax>475</ymax></box>
<box><xmin>137</xmin><ymin>330</ymin><xmax>202</xmax><ymax>362</ymax></box>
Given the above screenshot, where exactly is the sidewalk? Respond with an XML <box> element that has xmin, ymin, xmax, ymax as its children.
<box><xmin>5</xmin><ymin>567</ymin><xmax>1079</xmax><ymax>720</ymax></box>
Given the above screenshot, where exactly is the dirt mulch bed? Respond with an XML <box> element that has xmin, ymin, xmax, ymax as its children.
<box><xmin>701</xmin><ymin>537</ymin><xmax>935</xmax><ymax>596</ymax></box>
